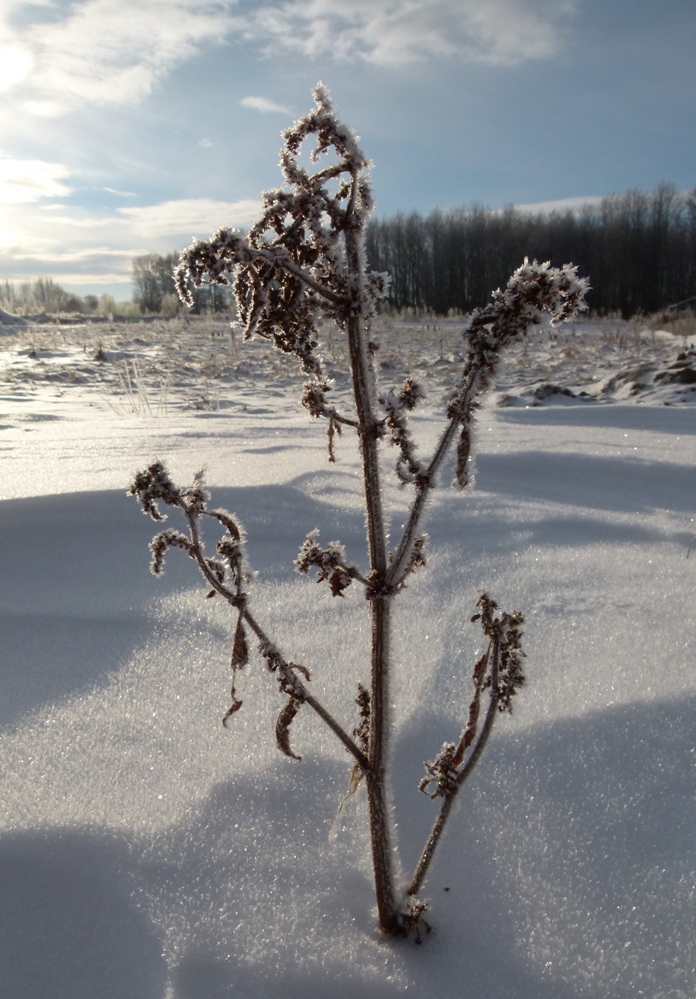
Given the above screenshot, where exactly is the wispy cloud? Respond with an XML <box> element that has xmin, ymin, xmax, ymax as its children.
<box><xmin>0</xmin><ymin>0</ymin><xmax>577</xmax><ymax>127</ymax></box>
<box><xmin>1</xmin><ymin>0</ymin><xmax>238</xmax><ymax>117</ymax></box>
<box><xmin>0</xmin><ymin>158</ymin><xmax>72</xmax><ymax>205</ymax></box>
<box><xmin>118</xmin><ymin>198</ymin><xmax>263</xmax><ymax>240</ymax></box>
<box><xmin>240</xmin><ymin>96</ymin><xmax>291</xmax><ymax>114</ymax></box>
<box><xmin>0</xmin><ymin>192</ymin><xmax>262</xmax><ymax>284</ymax></box>
<box><xmin>0</xmin><ymin>40</ymin><xmax>33</xmax><ymax>93</ymax></box>
<box><xmin>244</xmin><ymin>0</ymin><xmax>577</xmax><ymax>66</ymax></box>
<box><xmin>514</xmin><ymin>195</ymin><xmax>605</xmax><ymax>215</ymax></box>
<box><xmin>0</xmin><ymin>229</ymin><xmax>138</xmax><ymax>284</ymax></box>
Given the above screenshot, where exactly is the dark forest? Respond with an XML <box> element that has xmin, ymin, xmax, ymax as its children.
<box><xmin>366</xmin><ymin>183</ymin><xmax>696</xmax><ymax>317</ymax></box>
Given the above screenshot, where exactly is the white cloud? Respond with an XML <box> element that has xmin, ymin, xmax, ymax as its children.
<box><xmin>0</xmin><ymin>42</ymin><xmax>34</xmax><ymax>92</ymax></box>
<box><xmin>34</xmin><ymin>271</ymin><xmax>133</xmax><ymax>285</ymax></box>
<box><xmin>8</xmin><ymin>246</ymin><xmax>134</xmax><ymax>265</ymax></box>
<box><xmin>0</xmin><ymin>226</ymin><xmax>138</xmax><ymax>283</ymax></box>
<box><xmin>0</xmin><ymin>194</ymin><xmax>262</xmax><ymax>285</ymax></box>
<box><xmin>2</xmin><ymin>0</ymin><xmax>239</xmax><ymax>116</ymax></box>
<box><xmin>514</xmin><ymin>195</ymin><xmax>605</xmax><ymax>214</ymax></box>
<box><xmin>241</xmin><ymin>96</ymin><xmax>291</xmax><ymax>114</ymax></box>
<box><xmin>0</xmin><ymin>158</ymin><xmax>73</xmax><ymax>205</ymax></box>
<box><xmin>0</xmin><ymin>0</ymin><xmax>577</xmax><ymax>129</ymax></box>
<box><xmin>118</xmin><ymin>198</ymin><xmax>263</xmax><ymax>240</ymax></box>
<box><xmin>244</xmin><ymin>0</ymin><xmax>577</xmax><ymax>66</ymax></box>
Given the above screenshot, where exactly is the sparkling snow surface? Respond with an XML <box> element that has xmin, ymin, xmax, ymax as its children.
<box><xmin>1</xmin><ymin>315</ymin><xmax>695</xmax><ymax>998</ymax></box>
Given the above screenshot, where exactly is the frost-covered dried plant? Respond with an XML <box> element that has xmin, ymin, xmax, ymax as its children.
<box><xmin>131</xmin><ymin>84</ymin><xmax>589</xmax><ymax>937</ymax></box>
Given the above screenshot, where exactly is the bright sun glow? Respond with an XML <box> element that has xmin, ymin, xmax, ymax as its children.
<box><xmin>0</xmin><ymin>44</ymin><xmax>33</xmax><ymax>91</ymax></box>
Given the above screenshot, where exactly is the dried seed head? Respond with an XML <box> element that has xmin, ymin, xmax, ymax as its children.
<box><xmin>419</xmin><ymin>743</ymin><xmax>458</xmax><ymax>799</ymax></box>
<box><xmin>175</xmin><ymin>84</ymin><xmax>387</xmax><ymax>375</ymax></box>
<box><xmin>128</xmin><ymin>461</ymin><xmax>180</xmax><ymax>520</ymax></box>
<box><xmin>295</xmin><ymin>529</ymin><xmax>354</xmax><ymax>596</ymax></box>
<box><xmin>149</xmin><ymin>529</ymin><xmax>192</xmax><ymax>575</ymax></box>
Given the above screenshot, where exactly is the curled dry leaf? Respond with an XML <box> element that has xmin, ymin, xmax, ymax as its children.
<box><xmin>276</xmin><ymin>696</ymin><xmax>303</xmax><ymax>760</ymax></box>
<box><xmin>222</xmin><ymin>697</ymin><xmax>243</xmax><ymax>728</ymax></box>
<box><xmin>231</xmin><ymin>615</ymin><xmax>249</xmax><ymax>669</ymax></box>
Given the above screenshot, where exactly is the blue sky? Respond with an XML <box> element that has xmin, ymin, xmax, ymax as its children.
<box><xmin>0</xmin><ymin>0</ymin><xmax>694</xmax><ymax>299</ymax></box>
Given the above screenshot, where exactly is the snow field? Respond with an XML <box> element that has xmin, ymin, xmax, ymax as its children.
<box><xmin>0</xmin><ymin>316</ymin><xmax>695</xmax><ymax>997</ymax></box>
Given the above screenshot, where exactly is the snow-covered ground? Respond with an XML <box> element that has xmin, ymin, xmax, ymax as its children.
<box><xmin>1</xmin><ymin>313</ymin><xmax>695</xmax><ymax>998</ymax></box>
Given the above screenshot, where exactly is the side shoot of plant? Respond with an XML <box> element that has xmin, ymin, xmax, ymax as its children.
<box><xmin>129</xmin><ymin>84</ymin><xmax>589</xmax><ymax>937</ymax></box>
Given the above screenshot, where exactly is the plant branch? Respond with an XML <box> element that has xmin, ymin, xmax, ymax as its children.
<box><xmin>407</xmin><ymin>597</ymin><xmax>525</xmax><ymax>899</ymax></box>
<box><xmin>191</xmin><ymin>532</ymin><xmax>370</xmax><ymax>771</ymax></box>
<box><xmin>407</xmin><ymin>641</ymin><xmax>499</xmax><ymax>899</ymax></box>
<box><xmin>388</xmin><ymin>259</ymin><xmax>589</xmax><ymax>589</ymax></box>
<box><xmin>242</xmin><ymin>244</ymin><xmax>344</xmax><ymax>306</ymax></box>
<box><xmin>129</xmin><ymin>463</ymin><xmax>370</xmax><ymax>772</ymax></box>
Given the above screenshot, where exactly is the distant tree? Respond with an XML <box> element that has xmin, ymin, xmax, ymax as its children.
<box><xmin>17</xmin><ymin>282</ymin><xmax>33</xmax><ymax>312</ymax></box>
<box><xmin>31</xmin><ymin>276</ymin><xmax>73</xmax><ymax>313</ymax></box>
<box><xmin>161</xmin><ymin>293</ymin><xmax>180</xmax><ymax>319</ymax></box>
<box><xmin>98</xmin><ymin>294</ymin><xmax>117</xmax><ymax>318</ymax></box>
<box><xmin>0</xmin><ymin>279</ymin><xmax>19</xmax><ymax>312</ymax></box>
<box><xmin>186</xmin><ymin>281</ymin><xmax>233</xmax><ymax>315</ymax></box>
<box><xmin>132</xmin><ymin>252</ymin><xmax>179</xmax><ymax>313</ymax></box>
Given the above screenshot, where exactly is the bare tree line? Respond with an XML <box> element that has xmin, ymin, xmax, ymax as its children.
<box><xmin>366</xmin><ymin>183</ymin><xmax>696</xmax><ymax>317</ymax></box>
<box><xmin>0</xmin><ymin>257</ymin><xmax>233</xmax><ymax>320</ymax></box>
<box><xmin>0</xmin><ymin>277</ymin><xmax>95</xmax><ymax>316</ymax></box>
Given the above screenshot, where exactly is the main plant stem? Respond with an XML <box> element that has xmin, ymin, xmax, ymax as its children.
<box><xmin>344</xmin><ymin>222</ymin><xmax>399</xmax><ymax>934</ymax></box>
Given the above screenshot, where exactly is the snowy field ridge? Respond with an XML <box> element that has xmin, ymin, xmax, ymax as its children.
<box><xmin>1</xmin><ymin>314</ymin><xmax>695</xmax><ymax>998</ymax></box>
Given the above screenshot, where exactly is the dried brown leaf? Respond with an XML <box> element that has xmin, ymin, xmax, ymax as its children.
<box><xmin>335</xmin><ymin>761</ymin><xmax>366</xmax><ymax>820</ymax></box>
<box><xmin>222</xmin><ymin>697</ymin><xmax>243</xmax><ymax>727</ymax></box>
<box><xmin>276</xmin><ymin>696</ymin><xmax>302</xmax><ymax>760</ymax></box>
<box><xmin>231</xmin><ymin>615</ymin><xmax>249</xmax><ymax>669</ymax></box>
